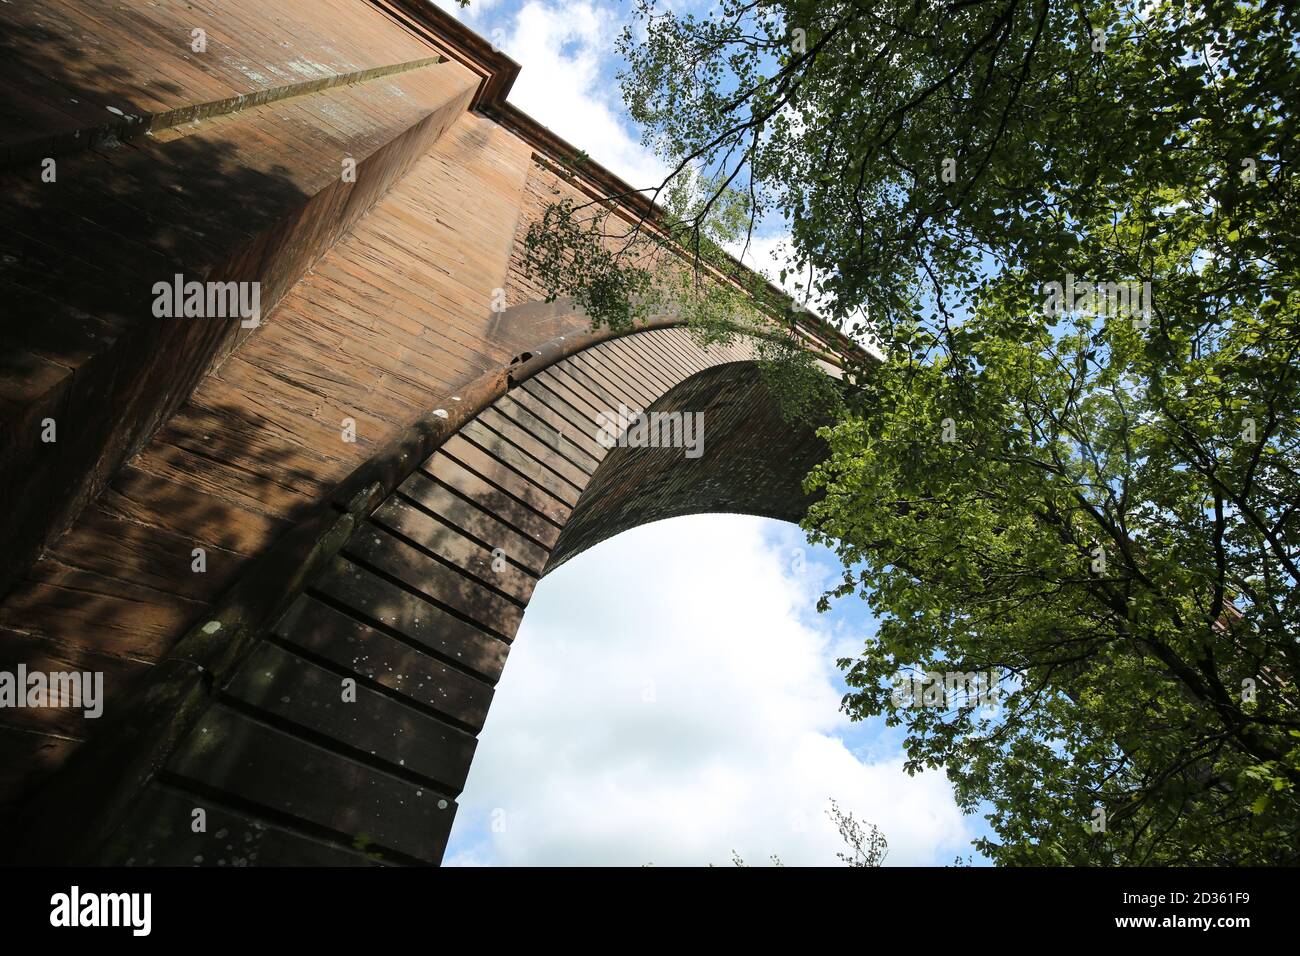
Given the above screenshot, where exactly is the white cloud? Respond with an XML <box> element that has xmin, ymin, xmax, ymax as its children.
<box><xmin>446</xmin><ymin>514</ymin><xmax>973</xmax><ymax>866</ymax></box>
<box><xmin>730</xmin><ymin>231</ymin><xmax>793</xmax><ymax>286</ymax></box>
<box><xmin>436</xmin><ymin>1</ymin><xmax>885</xmax><ymax>354</ymax></box>
<box><xmin>438</xmin><ymin>0</ymin><xmax>669</xmax><ymax>190</ymax></box>
<box><xmin>504</xmin><ymin>1</ymin><xmax>669</xmax><ymax>189</ymax></box>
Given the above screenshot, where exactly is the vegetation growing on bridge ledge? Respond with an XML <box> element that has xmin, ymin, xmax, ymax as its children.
<box><xmin>521</xmin><ymin>163</ymin><xmax>845</xmax><ymax>423</ymax></box>
<box><xmin>521</xmin><ymin>0</ymin><xmax>1299</xmax><ymax>864</ymax></box>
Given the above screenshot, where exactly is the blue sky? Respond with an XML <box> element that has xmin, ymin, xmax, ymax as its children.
<box><xmin>442</xmin><ymin>0</ymin><xmax>803</xmax><ymax>282</ymax></box>
<box><xmin>435</xmin><ymin>0</ymin><xmax>994</xmax><ymax>866</ymax></box>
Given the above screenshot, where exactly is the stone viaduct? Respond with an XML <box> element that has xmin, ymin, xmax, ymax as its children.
<box><xmin>0</xmin><ymin>1</ymin><xmax>858</xmax><ymax>864</ymax></box>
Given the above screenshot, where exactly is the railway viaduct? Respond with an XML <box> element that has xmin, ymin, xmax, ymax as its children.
<box><xmin>0</xmin><ymin>1</ymin><xmax>857</xmax><ymax>865</ymax></box>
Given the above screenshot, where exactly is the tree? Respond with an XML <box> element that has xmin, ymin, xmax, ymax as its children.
<box><xmin>613</xmin><ymin>0</ymin><xmax>1295</xmax><ymax>358</ymax></box>
<box><xmin>521</xmin><ymin>1</ymin><xmax>1300</xmax><ymax>862</ymax></box>
<box><xmin>725</xmin><ymin>799</ymin><xmax>887</xmax><ymax>865</ymax></box>
<box><xmin>828</xmin><ymin>798</ymin><xmax>889</xmax><ymax>866</ymax></box>
<box><xmin>804</xmin><ymin>292</ymin><xmax>1300</xmax><ymax>864</ymax></box>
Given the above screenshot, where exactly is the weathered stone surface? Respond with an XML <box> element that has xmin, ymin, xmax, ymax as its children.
<box><xmin>0</xmin><ymin>1</ymin><xmax>859</xmax><ymax>865</ymax></box>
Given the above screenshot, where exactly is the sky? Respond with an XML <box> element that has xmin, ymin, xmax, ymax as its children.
<box><xmin>434</xmin><ymin>0</ymin><xmax>992</xmax><ymax>866</ymax></box>
<box><xmin>441</xmin><ymin>0</ymin><xmax>801</xmax><ymax>285</ymax></box>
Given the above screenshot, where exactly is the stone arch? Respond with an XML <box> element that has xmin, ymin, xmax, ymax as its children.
<box><xmin>0</xmin><ymin>0</ymin><xmax>874</xmax><ymax>868</ymax></box>
<box><xmin>82</xmin><ymin>325</ymin><xmax>832</xmax><ymax>866</ymax></box>
<box><xmin>548</xmin><ymin>359</ymin><xmax>828</xmax><ymax>572</ymax></box>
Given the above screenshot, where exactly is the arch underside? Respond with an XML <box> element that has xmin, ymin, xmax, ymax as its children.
<box><xmin>90</xmin><ymin>327</ymin><xmax>828</xmax><ymax>866</ymax></box>
<box><xmin>547</xmin><ymin>360</ymin><xmax>827</xmax><ymax>573</ymax></box>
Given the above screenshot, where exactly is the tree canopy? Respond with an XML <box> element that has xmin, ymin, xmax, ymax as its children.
<box><xmin>522</xmin><ymin>0</ymin><xmax>1300</xmax><ymax>863</ymax></box>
